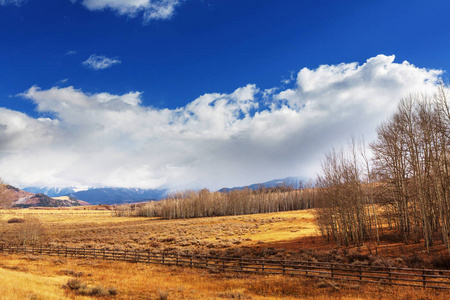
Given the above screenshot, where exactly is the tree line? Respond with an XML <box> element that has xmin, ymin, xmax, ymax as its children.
<box><xmin>315</xmin><ymin>87</ymin><xmax>450</xmax><ymax>254</ymax></box>
<box><xmin>114</xmin><ymin>185</ymin><xmax>316</xmax><ymax>219</ymax></box>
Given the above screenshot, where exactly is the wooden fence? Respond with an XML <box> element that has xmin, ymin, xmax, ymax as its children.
<box><xmin>1</xmin><ymin>244</ymin><xmax>449</xmax><ymax>290</ymax></box>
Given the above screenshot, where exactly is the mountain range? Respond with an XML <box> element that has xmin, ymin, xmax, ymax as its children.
<box><xmin>0</xmin><ymin>185</ymin><xmax>88</xmax><ymax>208</ymax></box>
<box><xmin>22</xmin><ymin>177</ymin><xmax>306</xmax><ymax>205</ymax></box>
<box><xmin>218</xmin><ymin>176</ymin><xmax>305</xmax><ymax>192</ymax></box>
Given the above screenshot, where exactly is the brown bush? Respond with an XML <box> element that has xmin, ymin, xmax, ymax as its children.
<box><xmin>7</xmin><ymin>217</ymin><xmax>25</xmax><ymax>223</ymax></box>
<box><xmin>66</xmin><ymin>278</ymin><xmax>85</xmax><ymax>290</ymax></box>
<box><xmin>64</xmin><ymin>278</ymin><xmax>117</xmax><ymax>296</ymax></box>
<box><xmin>431</xmin><ymin>254</ymin><xmax>450</xmax><ymax>269</ymax></box>
<box><xmin>157</xmin><ymin>290</ymin><xmax>169</xmax><ymax>300</ymax></box>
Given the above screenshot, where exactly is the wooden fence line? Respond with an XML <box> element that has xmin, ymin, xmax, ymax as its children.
<box><xmin>1</xmin><ymin>244</ymin><xmax>449</xmax><ymax>290</ymax></box>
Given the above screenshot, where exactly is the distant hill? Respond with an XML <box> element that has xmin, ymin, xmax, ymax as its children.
<box><xmin>67</xmin><ymin>187</ymin><xmax>168</xmax><ymax>205</ymax></box>
<box><xmin>219</xmin><ymin>177</ymin><xmax>306</xmax><ymax>192</ymax></box>
<box><xmin>0</xmin><ymin>185</ymin><xmax>88</xmax><ymax>208</ymax></box>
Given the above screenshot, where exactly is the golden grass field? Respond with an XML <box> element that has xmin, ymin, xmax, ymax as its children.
<box><xmin>0</xmin><ymin>209</ymin><xmax>319</xmax><ymax>253</ymax></box>
<box><xmin>0</xmin><ymin>208</ymin><xmax>449</xmax><ymax>299</ymax></box>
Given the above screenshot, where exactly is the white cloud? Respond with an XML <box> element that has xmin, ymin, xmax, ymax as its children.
<box><xmin>0</xmin><ymin>55</ymin><xmax>443</xmax><ymax>189</ymax></box>
<box><xmin>0</xmin><ymin>0</ymin><xmax>25</xmax><ymax>6</ymax></box>
<box><xmin>77</xmin><ymin>0</ymin><xmax>181</xmax><ymax>21</ymax></box>
<box><xmin>64</xmin><ymin>50</ymin><xmax>77</xmax><ymax>56</ymax></box>
<box><xmin>82</xmin><ymin>54</ymin><xmax>121</xmax><ymax>70</ymax></box>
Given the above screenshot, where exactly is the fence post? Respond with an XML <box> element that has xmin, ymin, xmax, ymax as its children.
<box><xmin>282</xmin><ymin>259</ymin><xmax>285</xmax><ymax>275</ymax></box>
<box><xmin>423</xmin><ymin>269</ymin><xmax>426</xmax><ymax>287</ymax></box>
<box><xmin>262</xmin><ymin>258</ymin><xmax>265</xmax><ymax>273</ymax></box>
<box><xmin>331</xmin><ymin>263</ymin><xmax>334</xmax><ymax>278</ymax></box>
<box><xmin>305</xmin><ymin>262</ymin><xmax>308</xmax><ymax>276</ymax></box>
<box><xmin>359</xmin><ymin>266</ymin><xmax>362</xmax><ymax>281</ymax></box>
<box><xmin>176</xmin><ymin>254</ymin><xmax>179</xmax><ymax>266</ymax></box>
<box><xmin>103</xmin><ymin>248</ymin><xmax>106</xmax><ymax>260</ymax></box>
<box><xmin>162</xmin><ymin>252</ymin><xmax>165</xmax><ymax>265</ymax></box>
<box><xmin>190</xmin><ymin>255</ymin><xmax>193</xmax><ymax>268</ymax></box>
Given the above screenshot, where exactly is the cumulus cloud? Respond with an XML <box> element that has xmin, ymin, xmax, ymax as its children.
<box><xmin>76</xmin><ymin>0</ymin><xmax>181</xmax><ymax>21</ymax></box>
<box><xmin>0</xmin><ymin>0</ymin><xmax>25</xmax><ymax>6</ymax></box>
<box><xmin>82</xmin><ymin>54</ymin><xmax>121</xmax><ymax>70</ymax></box>
<box><xmin>0</xmin><ymin>55</ymin><xmax>443</xmax><ymax>189</ymax></box>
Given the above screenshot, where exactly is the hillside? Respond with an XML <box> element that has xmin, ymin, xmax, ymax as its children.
<box><xmin>219</xmin><ymin>176</ymin><xmax>306</xmax><ymax>192</ymax></box>
<box><xmin>0</xmin><ymin>185</ymin><xmax>88</xmax><ymax>208</ymax></box>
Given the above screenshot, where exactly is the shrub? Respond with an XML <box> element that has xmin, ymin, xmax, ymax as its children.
<box><xmin>108</xmin><ymin>287</ymin><xmax>118</xmax><ymax>296</ymax></box>
<box><xmin>347</xmin><ymin>253</ymin><xmax>370</xmax><ymax>263</ymax></box>
<box><xmin>90</xmin><ymin>286</ymin><xmax>109</xmax><ymax>296</ymax></box>
<box><xmin>7</xmin><ymin>217</ymin><xmax>25</xmax><ymax>223</ymax></box>
<box><xmin>66</xmin><ymin>278</ymin><xmax>85</xmax><ymax>290</ymax></box>
<box><xmin>64</xmin><ymin>279</ymin><xmax>117</xmax><ymax>296</ymax></box>
<box><xmin>431</xmin><ymin>254</ymin><xmax>450</xmax><ymax>269</ymax></box>
<box><xmin>217</xmin><ymin>290</ymin><xmax>247</xmax><ymax>299</ymax></box>
<box><xmin>157</xmin><ymin>290</ymin><xmax>169</xmax><ymax>300</ymax></box>
<box><xmin>404</xmin><ymin>253</ymin><xmax>424</xmax><ymax>267</ymax></box>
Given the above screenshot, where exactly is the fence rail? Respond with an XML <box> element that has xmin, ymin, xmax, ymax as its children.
<box><xmin>1</xmin><ymin>244</ymin><xmax>449</xmax><ymax>289</ymax></box>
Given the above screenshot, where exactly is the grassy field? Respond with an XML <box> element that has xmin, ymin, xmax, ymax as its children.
<box><xmin>0</xmin><ymin>209</ymin><xmax>319</xmax><ymax>253</ymax></box>
<box><xmin>1</xmin><ymin>253</ymin><xmax>449</xmax><ymax>300</ymax></box>
<box><xmin>1</xmin><ymin>208</ymin><xmax>449</xmax><ymax>299</ymax></box>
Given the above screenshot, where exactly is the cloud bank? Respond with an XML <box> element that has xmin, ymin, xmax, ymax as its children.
<box><xmin>0</xmin><ymin>55</ymin><xmax>443</xmax><ymax>189</ymax></box>
<box><xmin>83</xmin><ymin>54</ymin><xmax>121</xmax><ymax>70</ymax></box>
<box><xmin>76</xmin><ymin>0</ymin><xmax>181</xmax><ymax>21</ymax></box>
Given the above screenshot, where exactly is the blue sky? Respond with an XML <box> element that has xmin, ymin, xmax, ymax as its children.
<box><xmin>0</xmin><ymin>0</ymin><xmax>449</xmax><ymax>189</ymax></box>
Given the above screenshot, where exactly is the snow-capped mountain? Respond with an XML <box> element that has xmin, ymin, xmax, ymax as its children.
<box><xmin>218</xmin><ymin>176</ymin><xmax>307</xmax><ymax>192</ymax></box>
<box><xmin>23</xmin><ymin>186</ymin><xmax>169</xmax><ymax>205</ymax></box>
<box><xmin>23</xmin><ymin>186</ymin><xmax>90</xmax><ymax>197</ymax></box>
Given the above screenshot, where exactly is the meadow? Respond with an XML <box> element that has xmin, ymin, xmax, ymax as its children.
<box><xmin>0</xmin><ymin>208</ymin><xmax>449</xmax><ymax>299</ymax></box>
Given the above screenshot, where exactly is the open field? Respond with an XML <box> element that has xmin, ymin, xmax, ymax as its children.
<box><xmin>1</xmin><ymin>207</ymin><xmax>448</xmax><ymax>261</ymax></box>
<box><xmin>1</xmin><ymin>253</ymin><xmax>450</xmax><ymax>300</ymax></box>
<box><xmin>0</xmin><ymin>209</ymin><xmax>319</xmax><ymax>254</ymax></box>
<box><xmin>1</xmin><ymin>208</ymin><xmax>450</xmax><ymax>299</ymax></box>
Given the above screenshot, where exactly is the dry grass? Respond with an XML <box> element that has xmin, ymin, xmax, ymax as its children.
<box><xmin>1</xmin><ymin>254</ymin><xmax>448</xmax><ymax>299</ymax></box>
<box><xmin>1</xmin><ymin>207</ymin><xmax>449</xmax><ymax>298</ymax></box>
<box><xmin>0</xmin><ymin>208</ymin><xmax>319</xmax><ymax>254</ymax></box>
<box><xmin>0</xmin><ymin>260</ymin><xmax>91</xmax><ymax>300</ymax></box>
